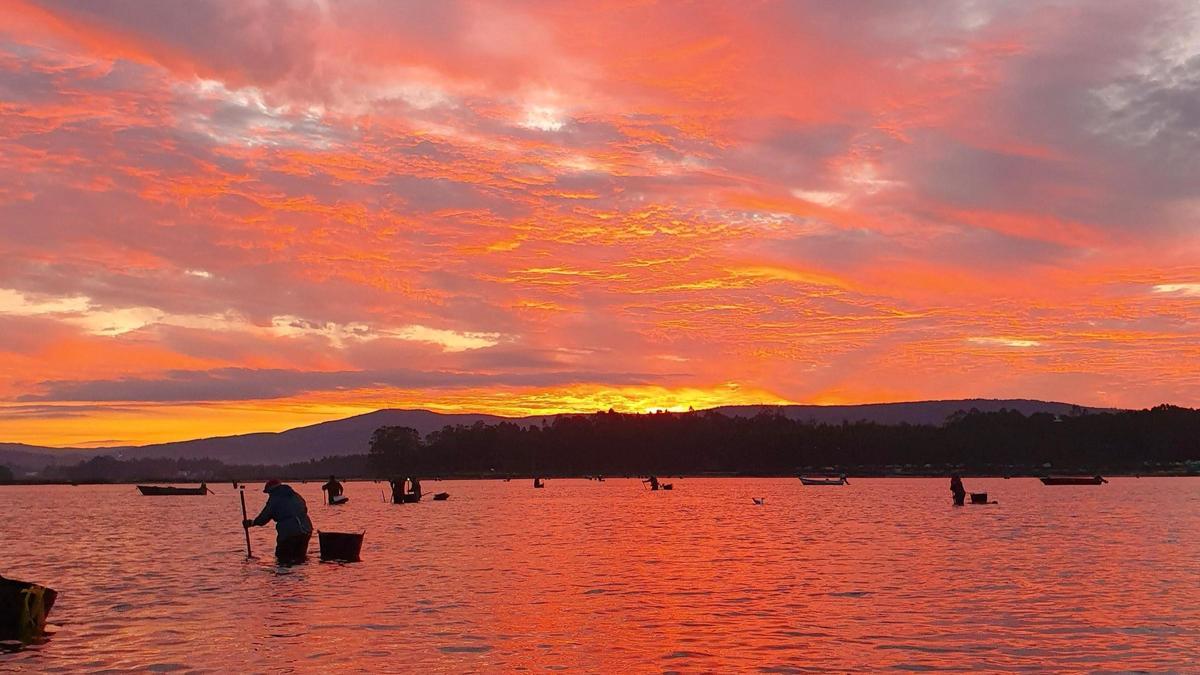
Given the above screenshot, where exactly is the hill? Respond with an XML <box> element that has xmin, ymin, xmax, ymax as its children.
<box><xmin>0</xmin><ymin>399</ymin><xmax>1109</xmax><ymax>471</ymax></box>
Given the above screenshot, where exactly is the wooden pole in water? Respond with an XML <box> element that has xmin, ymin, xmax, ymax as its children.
<box><xmin>239</xmin><ymin>487</ymin><xmax>252</xmax><ymax>558</ymax></box>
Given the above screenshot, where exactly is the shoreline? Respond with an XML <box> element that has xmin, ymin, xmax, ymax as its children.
<box><xmin>4</xmin><ymin>470</ymin><xmax>1197</xmax><ymax>487</ymax></box>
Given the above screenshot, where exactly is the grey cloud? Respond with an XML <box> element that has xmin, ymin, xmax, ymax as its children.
<box><xmin>18</xmin><ymin>367</ymin><xmax>662</xmax><ymax>403</ymax></box>
<box><xmin>0</xmin><ymin>404</ymin><xmax>151</xmax><ymax>419</ymax></box>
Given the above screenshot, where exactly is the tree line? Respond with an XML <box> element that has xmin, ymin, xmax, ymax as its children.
<box><xmin>367</xmin><ymin>405</ymin><xmax>1200</xmax><ymax>477</ymax></box>
<box><xmin>6</xmin><ymin>406</ymin><xmax>1199</xmax><ymax>483</ymax></box>
<box><xmin>16</xmin><ymin>454</ymin><xmax>368</xmax><ymax>484</ymax></box>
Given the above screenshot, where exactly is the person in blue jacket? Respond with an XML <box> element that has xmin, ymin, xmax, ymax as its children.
<box><xmin>243</xmin><ymin>479</ymin><xmax>314</xmax><ymax>564</ymax></box>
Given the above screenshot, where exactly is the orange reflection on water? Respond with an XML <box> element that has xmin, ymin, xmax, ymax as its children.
<box><xmin>1</xmin><ymin>478</ymin><xmax>1198</xmax><ymax>671</ymax></box>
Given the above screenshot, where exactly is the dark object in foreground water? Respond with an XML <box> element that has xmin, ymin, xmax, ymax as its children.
<box><xmin>1040</xmin><ymin>475</ymin><xmax>1107</xmax><ymax>485</ymax></box>
<box><xmin>433</xmin><ymin>492</ymin><xmax>449</xmax><ymax>500</ymax></box>
<box><xmin>318</xmin><ymin>531</ymin><xmax>364</xmax><ymax>562</ymax></box>
<box><xmin>137</xmin><ymin>484</ymin><xmax>210</xmax><ymax>496</ymax></box>
<box><xmin>0</xmin><ymin>576</ymin><xmax>57</xmax><ymax>642</ymax></box>
<box><xmin>970</xmin><ymin>492</ymin><xmax>989</xmax><ymax>504</ymax></box>
<box><xmin>661</xmin><ymin>483</ymin><xmax>673</xmax><ymax>490</ymax></box>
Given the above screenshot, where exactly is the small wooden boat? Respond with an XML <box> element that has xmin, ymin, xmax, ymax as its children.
<box><xmin>432</xmin><ymin>492</ymin><xmax>449</xmax><ymax>501</ymax></box>
<box><xmin>1040</xmin><ymin>476</ymin><xmax>1107</xmax><ymax>485</ymax></box>
<box><xmin>0</xmin><ymin>576</ymin><xmax>57</xmax><ymax>642</ymax></box>
<box><xmin>136</xmin><ymin>484</ymin><xmax>210</xmax><ymax>496</ymax></box>
<box><xmin>800</xmin><ymin>476</ymin><xmax>847</xmax><ymax>486</ymax></box>
<box><xmin>661</xmin><ymin>483</ymin><xmax>673</xmax><ymax>490</ymax></box>
<box><xmin>317</xmin><ymin>531</ymin><xmax>364</xmax><ymax>563</ymax></box>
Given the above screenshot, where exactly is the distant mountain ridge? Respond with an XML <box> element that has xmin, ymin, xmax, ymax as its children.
<box><xmin>0</xmin><ymin>399</ymin><xmax>1114</xmax><ymax>471</ymax></box>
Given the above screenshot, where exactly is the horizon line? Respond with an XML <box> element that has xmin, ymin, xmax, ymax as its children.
<box><xmin>2</xmin><ymin>396</ymin><xmax>1141</xmax><ymax>451</ymax></box>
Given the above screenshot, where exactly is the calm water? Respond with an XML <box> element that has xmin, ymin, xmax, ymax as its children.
<box><xmin>1</xmin><ymin>478</ymin><xmax>1197</xmax><ymax>672</ymax></box>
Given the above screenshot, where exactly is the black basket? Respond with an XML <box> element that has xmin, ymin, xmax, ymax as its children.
<box><xmin>970</xmin><ymin>492</ymin><xmax>988</xmax><ymax>504</ymax></box>
<box><xmin>318</xmin><ymin>531</ymin><xmax>364</xmax><ymax>562</ymax></box>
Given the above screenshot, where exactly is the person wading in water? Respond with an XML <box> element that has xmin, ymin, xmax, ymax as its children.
<box><xmin>321</xmin><ymin>475</ymin><xmax>344</xmax><ymax>504</ymax></box>
<box><xmin>950</xmin><ymin>474</ymin><xmax>967</xmax><ymax>506</ymax></box>
<box><xmin>244</xmin><ymin>479</ymin><xmax>314</xmax><ymax>564</ymax></box>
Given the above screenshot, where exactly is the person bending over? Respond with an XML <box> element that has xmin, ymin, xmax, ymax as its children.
<box><xmin>244</xmin><ymin>479</ymin><xmax>314</xmax><ymax>564</ymax></box>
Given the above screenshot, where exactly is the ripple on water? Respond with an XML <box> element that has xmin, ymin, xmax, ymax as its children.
<box><xmin>0</xmin><ymin>478</ymin><xmax>1198</xmax><ymax>671</ymax></box>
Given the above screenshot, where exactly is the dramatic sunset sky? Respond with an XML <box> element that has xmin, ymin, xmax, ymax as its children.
<box><xmin>1</xmin><ymin>1</ymin><xmax>1199</xmax><ymax>447</ymax></box>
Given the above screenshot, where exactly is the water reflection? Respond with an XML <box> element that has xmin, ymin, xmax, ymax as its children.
<box><xmin>1</xmin><ymin>478</ymin><xmax>1198</xmax><ymax>671</ymax></box>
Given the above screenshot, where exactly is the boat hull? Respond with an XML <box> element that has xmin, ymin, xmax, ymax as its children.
<box><xmin>136</xmin><ymin>485</ymin><xmax>208</xmax><ymax>496</ymax></box>
<box><xmin>800</xmin><ymin>477</ymin><xmax>846</xmax><ymax>486</ymax></box>
<box><xmin>1040</xmin><ymin>476</ymin><xmax>1106</xmax><ymax>485</ymax></box>
<box><xmin>0</xmin><ymin>576</ymin><xmax>57</xmax><ymax>642</ymax></box>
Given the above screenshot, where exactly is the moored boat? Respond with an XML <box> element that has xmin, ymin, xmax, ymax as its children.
<box><xmin>0</xmin><ymin>576</ymin><xmax>57</xmax><ymax>642</ymax></box>
<box><xmin>136</xmin><ymin>484</ymin><xmax>210</xmax><ymax>496</ymax></box>
<box><xmin>800</xmin><ymin>476</ymin><xmax>847</xmax><ymax>486</ymax></box>
<box><xmin>1040</xmin><ymin>476</ymin><xmax>1107</xmax><ymax>485</ymax></box>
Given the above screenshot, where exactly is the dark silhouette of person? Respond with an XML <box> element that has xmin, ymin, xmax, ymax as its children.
<box><xmin>321</xmin><ymin>475</ymin><xmax>344</xmax><ymax>504</ymax></box>
<box><xmin>390</xmin><ymin>478</ymin><xmax>406</xmax><ymax>504</ymax></box>
<box><xmin>645</xmin><ymin>475</ymin><xmax>660</xmax><ymax>490</ymax></box>
<box><xmin>408</xmin><ymin>476</ymin><xmax>421</xmax><ymax>499</ymax></box>
<box><xmin>950</xmin><ymin>474</ymin><xmax>966</xmax><ymax>506</ymax></box>
<box><xmin>244</xmin><ymin>479</ymin><xmax>313</xmax><ymax>564</ymax></box>
<box><xmin>533</xmin><ymin>477</ymin><xmax>544</xmax><ymax>488</ymax></box>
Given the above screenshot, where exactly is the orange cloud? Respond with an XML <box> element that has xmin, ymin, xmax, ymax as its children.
<box><xmin>1</xmin><ymin>1</ymin><xmax>1199</xmax><ymax>446</ymax></box>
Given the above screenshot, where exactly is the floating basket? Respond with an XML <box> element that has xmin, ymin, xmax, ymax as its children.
<box><xmin>970</xmin><ymin>492</ymin><xmax>989</xmax><ymax>504</ymax></box>
<box><xmin>318</xmin><ymin>531</ymin><xmax>364</xmax><ymax>562</ymax></box>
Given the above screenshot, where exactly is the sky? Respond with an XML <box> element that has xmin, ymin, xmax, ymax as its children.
<box><xmin>1</xmin><ymin>0</ymin><xmax>1199</xmax><ymax>447</ymax></box>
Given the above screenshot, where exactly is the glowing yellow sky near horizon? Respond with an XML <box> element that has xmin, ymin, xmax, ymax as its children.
<box><xmin>0</xmin><ymin>384</ymin><xmax>793</xmax><ymax>448</ymax></box>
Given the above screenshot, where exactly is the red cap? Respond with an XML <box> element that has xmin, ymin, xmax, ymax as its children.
<box><xmin>263</xmin><ymin>479</ymin><xmax>282</xmax><ymax>493</ymax></box>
